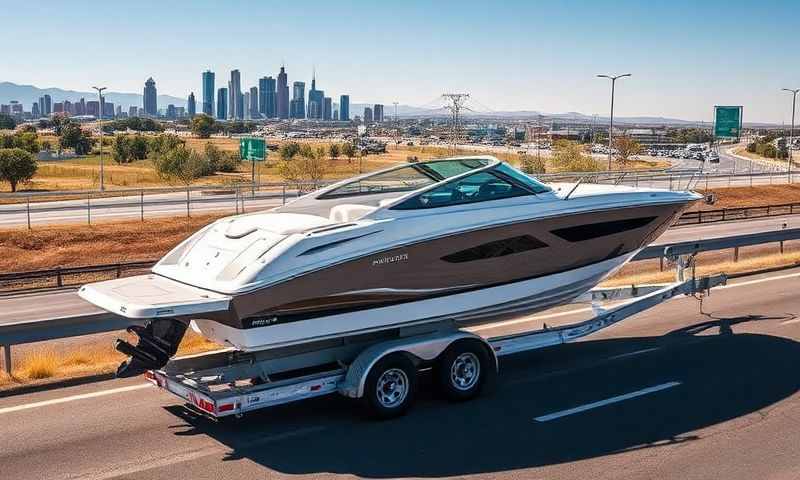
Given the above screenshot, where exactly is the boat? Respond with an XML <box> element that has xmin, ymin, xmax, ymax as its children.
<box><xmin>79</xmin><ymin>156</ymin><xmax>701</xmax><ymax>377</ymax></box>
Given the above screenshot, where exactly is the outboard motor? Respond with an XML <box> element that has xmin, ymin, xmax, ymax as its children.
<box><xmin>114</xmin><ymin>318</ymin><xmax>188</xmax><ymax>377</ymax></box>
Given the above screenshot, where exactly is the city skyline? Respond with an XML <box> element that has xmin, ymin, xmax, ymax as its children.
<box><xmin>1</xmin><ymin>1</ymin><xmax>799</xmax><ymax>123</ymax></box>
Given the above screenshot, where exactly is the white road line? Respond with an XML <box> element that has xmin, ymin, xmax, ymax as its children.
<box><xmin>607</xmin><ymin>347</ymin><xmax>661</xmax><ymax>361</ymax></box>
<box><xmin>470</xmin><ymin>307</ymin><xmax>593</xmax><ymax>332</ymax></box>
<box><xmin>0</xmin><ymin>383</ymin><xmax>151</xmax><ymax>415</ymax></box>
<box><xmin>721</xmin><ymin>271</ymin><xmax>800</xmax><ymax>289</ymax></box>
<box><xmin>534</xmin><ymin>381</ymin><xmax>682</xmax><ymax>422</ymax></box>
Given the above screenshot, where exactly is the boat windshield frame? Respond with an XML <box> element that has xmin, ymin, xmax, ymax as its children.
<box><xmin>315</xmin><ymin>157</ymin><xmax>498</xmax><ymax>200</ymax></box>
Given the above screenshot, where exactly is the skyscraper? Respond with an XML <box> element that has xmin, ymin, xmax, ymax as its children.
<box><xmin>229</xmin><ymin>70</ymin><xmax>242</xmax><ymax>120</ymax></box>
<box><xmin>43</xmin><ymin>94</ymin><xmax>51</xmax><ymax>116</ymax></box>
<box><xmin>31</xmin><ymin>102</ymin><xmax>40</xmax><ymax>117</ymax></box>
<box><xmin>339</xmin><ymin>95</ymin><xmax>350</xmax><ymax>121</ymax></box>
<box><xmin>77</xmin><ymin>98</ymin><xmax>86</xmax><ymax>116</ymax></box>
<box><xmin>307</xmin><ymin>72</ymin><xmax>324</xmax><ymax>120</ymax></box>
<box><xmin>259</xmin><ymin>77</ymin><xmax>275</xmax><ymax>118</ymax></box>
<box><xmin>243</xmin><ymin>91</ymin><xmax>251</xmax><ymax>120</ymax></box>
<box><xmin>187</xmin><ymin>92</ymin><xmax>196</xmax><ymax>117</ymax></box>
<box><xmin>228</xmin><ymin>81</ymin><xmax>234</xmax><ymax>120</ymax></box>
<box><xmin>290</xmin><ymin>81</ymin><xmax>305</xmax><ymax>119</ymax></box>
<box><xmin>129</xmin><ymin>105</ymin><xmax>138</xmax><ymax>117</ymax></box>
<box><xmin>143</xmin><ymin>78</ymin><xmax>158</xmax><ymax>116</ymax></box>
<box><xmin>217</xmin><ymin>87</ymin><xmax>228</xmax><ymax>120</ymax></box>
<box><xmin>373</xmin><ymin>104</ymin><xmax>384</xmax><ymax>122</ymax></box>
<box><xmin>202</xmin><ymin>70</ymin><xmax>215</xmax><ymax>116</ymax></box>
<box><xmin>276</xmin><ymin>66</ymin><xmax>289</xmax><ymax>119</ymax></box>
<box><xmin>249</xmin><ymin>86</ymin><xmax>258</xmax><ymax>119</ymax></box>
<box><xmin>38</xmin><ymin>97</ymin><xmax>44</xmax><ymax>117</ymax></box>
<box><xmin>364</xmin><ymin>107</ymin><xmax>373</xmax><ymax>122</ymax></box>
<box><xmin>323</xmin><ymin>97</ymin><xmax>332</xmax><ymax>121</ymax></box>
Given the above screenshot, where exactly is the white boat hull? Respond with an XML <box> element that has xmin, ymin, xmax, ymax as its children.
<box><xmin>191</xmin><ymin>250</ymin><xmax>638</xmax><ymax>351</ymax></box>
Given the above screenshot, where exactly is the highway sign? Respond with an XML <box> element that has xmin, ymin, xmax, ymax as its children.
<box><xmin>714</xmin><ymin>106</ymin><xmax>743</xmax><ymax>138</ymax></box>
<box><xmin>240</xmin><ymin>137</ymin><xmax>266</xmax><ymax>161</ymax></box>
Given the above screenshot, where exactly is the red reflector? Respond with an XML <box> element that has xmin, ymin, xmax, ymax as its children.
<box><xmin>217</xmin><ymin>403</ymin><xmax>235</xmax><ymax>412</ymax></box>
<box><xmin>310</xmin><ymin>384</ymin><xmax>322</xmax><ymax>391</ymax></box>
<box><xmin>143</xmin><ymin>370</ymin><xmax>155</xmax><ymax>381</ymax></box>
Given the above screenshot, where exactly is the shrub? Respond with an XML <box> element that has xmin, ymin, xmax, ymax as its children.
<box><xmin>0</xmin><ymin>148</ymin><xmax>38</xmax><ymax>192</ymax></box>
<box><xmin>520</xmin><ymin>154</ymin><xmax>546</xmax><ymax>174</ymax></box>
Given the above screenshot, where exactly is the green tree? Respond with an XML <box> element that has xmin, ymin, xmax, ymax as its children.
<box><xmin>0</xmin><ymin>132</ymin><xmax>39</xmax><ymax>154</ymax></box>
<box><xmin>204</xmin><ymin>143</ymin><xmax>240</xmax><ymax>172</ymax></box>
<box><xmin>152</xmin><ymin>146</ymin><xmax>212</xmax><ymax>185</ymax></box>
<box><xmin>147</xmin><ymin>134</ymin><xmax>185</xmax><ymax>157</ymax></box>
<box><xmin>520</xmin><ymin>154</ymin><xmax>546</xmax><ymax>174</ymax></box>
<box><xmin>0</xmin><ymin>148</ymin><xmax>37</xmax><ymax>192</ymax></box>
<box><xmin>613</xmin><ymin>136</ymin><xmax>642</xmax><ymax>168</ymax></box>
<box><xmin>341</xmin><ymin>142</ymin><xmax>356</xmax><ymax>163</ymax></box>
<box><xmin>328</xmin><ymin>143</ymin><xmax>340</xmax><ymax>160</ymax></box>
<box><xmin>276</xmin><ymin>148</ymin><xmax>329</xmax><ymax>190</ymax></box>
<box><xmin>551</xmin><ymin>140</ymin><xmax>600</xmax><ymax>172</ymax></box>
<box><xmin>112</xmin><ymin>135</ymin><xmax>131</xmax><ymax>164</ymax></box>
<box><xmin>278</xmin><ymin>142</ymin><xmax>300</xmax><ymax>161</ymax></box>
<box><xmin>0</xmin><ymin>114</ymin><xmax>15</xmax><ymax>130</ymax></box>
<box><xmin>190</xmin><ymin>114</ymin><xmax>217</xmax><ymax>138</ymax></box>
<box><xmin>59</xmin><ymin>123</ymin><xmax>92</xmax><ymax>155</ymax></box>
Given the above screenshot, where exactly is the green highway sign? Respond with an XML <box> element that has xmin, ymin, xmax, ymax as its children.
<box><xmin>240</xmin><ymin>137</ymin><xmax>266</xmax><ymax>161</ymax></box>
<box><xmin>714</xmin><ymin>106</ymin><xmax>743</xmax><ymax>138</ymax></box>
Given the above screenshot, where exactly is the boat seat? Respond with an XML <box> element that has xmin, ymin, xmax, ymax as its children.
<box><xmin>329</xmin><ymin>204</ymin><xmax>378</xmax><ymax>223</ymax></box>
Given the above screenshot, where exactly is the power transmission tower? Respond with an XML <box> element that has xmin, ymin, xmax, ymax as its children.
<box><xmin>393</xmin><ymin>101</ymin><xmax>399</xmax><ymax>149</ymax></box>
<box><xmin>442</xmin><ymin>93</ymin><xmax>469</xmax><ymax>153</ymax></box>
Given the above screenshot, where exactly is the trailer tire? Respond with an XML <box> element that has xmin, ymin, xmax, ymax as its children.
<box><xmin>363</xmin><ymin>353</ymin><xmax>417</xmax><ymax>419</ymax></box>
<box><xmin>435</xmin><ymin>339</ymin><xmax>493</xmax><ymax>402</ymax></box>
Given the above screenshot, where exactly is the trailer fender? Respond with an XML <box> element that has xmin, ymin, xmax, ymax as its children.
<box><xmin>338</xmin><ymin>331</ymin><xmax>497</xmax><ymax>399</ymax></box>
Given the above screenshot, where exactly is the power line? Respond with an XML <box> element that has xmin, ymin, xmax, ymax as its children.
<box><xmin>442</xmin><ymin>93</ymin><xmax>469</xmax><ymax>152</ymax></box>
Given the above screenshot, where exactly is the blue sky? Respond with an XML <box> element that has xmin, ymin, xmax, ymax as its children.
<box><xmin>2</xmin><ymin>0</ymin><xmax>798</xmax><ymax>123</ymax></box>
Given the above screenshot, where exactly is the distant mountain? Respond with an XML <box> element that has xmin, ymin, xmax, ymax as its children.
<box><xmin>0</xmin><ymin>82</ymin><xmax>186</xmax><ymax>111</ymax></box>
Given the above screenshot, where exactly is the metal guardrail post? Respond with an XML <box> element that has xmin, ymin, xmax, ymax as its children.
<box><xmin>140</xmin><ymin>190</ymin><xmax>144</xmax><ymax>222</ymax></box>
<box><xmin>733</xmin><ymin>247</ymin><xmax>740</xmax><ymax>263</ymax></box>
<box><xmin>282</xmin><ymin>185</ymin><xmax>286</xmax><ymax>205</ymax></box>
<box><xmin>56</xmin><ymin>267</ymin><xmax>62</xmax><ymax>287</ymax></box>
<box><xmin>234</xmin><ymin>186</ymin><xmax>239</xmax><ymax>215</ymax></box>
<box><xmin>2</xmin><ymin>345</ymin><xmax>10</xmax><ymax>374</ymax></box>
<box><xmin>87</xmin><ymin>193</ymin><xmax>91</xmax><ymax>225</ymax></box>
<box><xmin>26</xmin><ymin>196</ymin><xmax>31</xmax><ymax>230</ymax></box>
<box><xmin>186</xmin><ymin>187</ymin><xmax>190</xmax><ymax>218</ymax></box>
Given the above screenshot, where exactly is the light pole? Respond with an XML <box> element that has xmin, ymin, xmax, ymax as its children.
<box><xmin>783</xmin><ymin>88</ymin><xmax>799</xmax><ymax>178</ymax></box>
<box><xmin>92</xmin><ymin>86</ymin><xmax>107</xmax><ymax>191</ymax></box>
<box><xmin>597</xmin><ymin>73</ymin><xmax>631</xmax><ymax>170</ymax></box>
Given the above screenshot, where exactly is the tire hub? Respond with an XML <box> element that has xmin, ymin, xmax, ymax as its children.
<box><xmin>451</xmin><ymin>352</ymin><xmax>480</xmax><ymax>391</ymax></box>
<box><xmin>376</xmin><ymin>368</ymin><xmax>409</xmax><ymax>408</ymax></box>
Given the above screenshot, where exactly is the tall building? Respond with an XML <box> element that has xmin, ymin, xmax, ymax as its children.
<box><xmin>243</xmin><ymin>91</ymin><xmax>251</xmax><ymax>120</ymax></box>
<box><xmin>129</xmin><ymin>105</ymin><xmax>138</xmax><ymax>117</ymax></box>
<box><xmin>290</xmin><ymin>81</ymin><xmax>305</xmax><ymax>119</ymax></box>
<box><xmin>323</xmin><ymin>97</ymin><xmax>332</xmax><ymax>121</ymax></box>
<box><xmin>373</xmin><ymin>104</ymin><xmax>384</xmax><ymax>122</ymax></box>
<box><xmin>76</xmin><ymin>98</ymin><xmax>86</xmax><ymax>116</ymax></box>
<box><xmin>229</xmin><ymin>70</ymin><xmax>242</xmax><ymax>120</ymax></box>
<box><xmin>187</xmin><ymin>92</ymin><xmax>196</xmax><ymax>117</ymax></box>
<box><xmin>276</xmin><ymin>66</ymin><xmax>289</xmax><ymax>119</ymax></box>
<box><xmin>307</xmin><ymin>72</ymin><xmax>324</xmax><ymax>120</ymax></box>
<box><xmin>38</xmin><ymin>97</ymin><xmax>44</xmax><ymax>117</ymax></box>
<box><xmin>216</xmin><ymin>87</ymin><xmax>228</xmax><ymax>120</ymax></box>
<box><xmin>259</xmin><ymin>76</ymin><xmax>276</xmax><ymax>118</ymax></box>
<box><xmin>103</xmin><ymin>101</ymin><xmax>115</xmax><ymax>118</ymax></box>
<box><xmin>249</xmin><ymin>86</ymin><xmax>258</xmax><ymax>119</ymax></box>
<box><xmin>228</xmin><ymin>80</ymin><xmax>234</xmax><ymax>119</ymax></box>
<box><xmin>31</xmin><ymin>102</ymin><xmax>40</xmax><ymax>117</ymax></box>
<box><xmin>201</xmin><ymin>70</ymin><xmax>215</xmax><ymax>116</ymax></box>
<box><xmin>43</xmin><ymin>94</ymin><xmax>51</xmax><ymax>116</ymax></box>
<box><xmin>166</xmin><ymin>104</ymin><xmax>177</xmax><ymax>119</ymax></box>
<box><xmin>339</xmin><ymin>95</ymin><xmax>350</xmax><ymax>121</ymax></box>
<box><xmin>86</xmin><ymin>101</ymin><xmax>100</xmax><ymax>117</ymax></box>
<box><xmin>143</xmin><ymin>78</ymin><xmax>158</xmax><ymax>116</ymax></box>
<box><xmin>364</xmin><ymin>107</ymin><xmax>373</xmax><ymax>122</ymax></box>
<box><xmin>115</xmin><ymin>105</ymin><xmax>122</xmax><ymax>117</ymax></box>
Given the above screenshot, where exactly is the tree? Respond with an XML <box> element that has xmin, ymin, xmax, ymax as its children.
<box><xmin>190</xmin><ymin>114</ymin><xmax>217</xmax><ymax>138</ymax></box>
<box><xmin>152</xmin><ymin>146</ymin><xmax>212</xmax><ymax>185</ymax></box>
<box><xmin>19</xmin><ymin>124</ymin><xmax>37</xmax><ymax>134</ymax></box>
<box><xmin>276</xmin><ymin>148</ymin><xmax>329</xmax><ymax>190</ymax></box>
<box><xmin>341</xmin><ymin>142</ymin><xmax>356</xmax><ymax>163</ymax></box>
<box><xmin>0</xmin><ymin>148</ymin><xmax>37</xmax><ymax>192</ymax></box>
<box><xmin>147</xmin><ymin>134</ymin><xmax>184</xmax><ymax>157</ymax></box>
<box><xmin>204</xmin><ymin>143</ymin><xmax>240</xmax><ymax>172</ymax></box>
<box><xmin>0</xmin><ymin>131</ymin><xmax>39</xmax><ymax>154</ymax></box>
<box><xmin>613</xmin><ymin>136</ymin><xmax>641</xmax><ymax>168</ymax></box>
<box><xmin>520</xmin><ymin>154</ymin><xmax>546</xmax><ymax>174</ymax></box>
<box><xmin>112</xmin><ymin>135</ymin><xmax>131</xmax><ymax>164</ymax></box>
<box><xmin>328</xmin><ymin>143</ymin><xmax>340</xmax><ymax>160</ymax></box>
<box><xmin>278</xmin><ymin>142</ymin><xmax>300</xmax><ymax>161</ymax></box>
<box><xmin>550</xmin><ymin>140</ymin><xmax>600</xmax><ymax>172</ymax></box>
<box><xmin>59</xmin><ymin>123</ymin><xmax>92</xmax><ymax>155</ymax></box>
<box><xmin>0</xmin><ymin>114</ymin><xmax>15</xmax><ymax>130</ymax></box>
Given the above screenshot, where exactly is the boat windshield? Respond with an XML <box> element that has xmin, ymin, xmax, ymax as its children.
<box><xmin>318</xmin><ymin>158</ymin><xmax>490</xmax><ymax>199</ymax></box>
<box><xmin>493</xmin><ymin>163</ymin><xmax>551</xmax><ymax>194</ymax></box>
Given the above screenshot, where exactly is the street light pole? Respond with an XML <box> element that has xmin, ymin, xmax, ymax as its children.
<box><xmin>597</xmin><ymin>73</ymin><xmax>631</xmax><ymax>170</ymax></box>
<box><xmin>92</xmin><ymin>86</ymin><xmax>107</xmax><ymax>192</ymax></box>
<box><xmin>783</xmin><ymin>88</ymin><xmax>799</xmax><ymax>178</ymax></box>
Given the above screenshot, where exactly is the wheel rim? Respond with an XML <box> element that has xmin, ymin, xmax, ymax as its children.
<box><xmin>376</xmin><ymin>367</ymin><xmax>409</xmax><ymax>408</ymax></box>
<box><xmin>450</xmin><ymin>352</ymin><xmax>481</xmax><ymax>391</ymax></box>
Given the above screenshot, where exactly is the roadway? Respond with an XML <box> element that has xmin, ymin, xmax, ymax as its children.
<box><xmin>2</xmin><ymin>268</ymin><xmax>800</xmax><ymax>479</ymax></box>
<box><xmin>2</xmin><ymin>212</ymin><xmax>799</xmax><ymax>327</ymax></box>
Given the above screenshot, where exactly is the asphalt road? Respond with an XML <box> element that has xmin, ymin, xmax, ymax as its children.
<box><xmin>2</xmin><ymin>269</ymin><xmax>800</xmax><ymax>479</ymax></box>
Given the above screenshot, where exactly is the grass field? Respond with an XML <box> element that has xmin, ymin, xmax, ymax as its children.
<box><xmin>4</xmin><ymin>134</ymin><xmax>669</xmax><ymax>193</ymax></box>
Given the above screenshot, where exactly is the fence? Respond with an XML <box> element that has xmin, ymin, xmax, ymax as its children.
<box><xmin>675</xmin><ymin>202</ymin><xmax>800</xmax><ymax>226</ymax></box>
<box><xmin>0</xmin><ymin>261</ymin><xmax>154</xmax><ymax>294</ymax></box>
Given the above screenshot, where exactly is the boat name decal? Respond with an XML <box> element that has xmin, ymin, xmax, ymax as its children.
<box><xmin>248</xmin><ymin>316</ymin><xmax>279</xmax><ymax>327</ymax></box>
<box><xmin>372</xmin><ymin>253</ymin><xmax>409</xmax><ymax>266</ymax></box>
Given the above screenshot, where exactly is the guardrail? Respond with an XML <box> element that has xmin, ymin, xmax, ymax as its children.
<box><xmin>0</xmin><ymin>261</ymin><xmax>153</xmax><ymax>293</ymax></box>
<box><xmin>675</xmin><ymin>202</ymin><xmax>800</xmax><ymax>226</ymax></box>
<box><xmin>3</xmin><ymin>227</ymin><xmax>800</xmax><ymax>373</ymax></box>
<box><xmin>0</xmin><ymin>168</ymin><xmax>797</xmax><ymax>228</ymax></box>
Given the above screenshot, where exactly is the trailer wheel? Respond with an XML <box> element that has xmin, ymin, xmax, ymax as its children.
<box><xmin>363</xmin><ymin>353</ymin><xmax>417</xmax><ymax>419</ymax></box>
<box><xmin>436</xmin><ymin>340</ymin><xmax>493</xmax><ymax>402</ymax></box>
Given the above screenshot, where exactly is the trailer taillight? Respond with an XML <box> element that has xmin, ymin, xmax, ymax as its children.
<box><xmin>217</xmin><ymin>403</ymin><xmax>235</xmax><ymax>413</ymax></box>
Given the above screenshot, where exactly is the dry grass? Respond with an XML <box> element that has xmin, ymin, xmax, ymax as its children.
<box><xmin>689</xmin><ymin>183</ymin><xmax>800</xmax><ymax>211</ymax></box>
<box><xmin>0</xmin><ymin>330</ymin><xmax>221</xmax><ymax>388</ymax></box>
